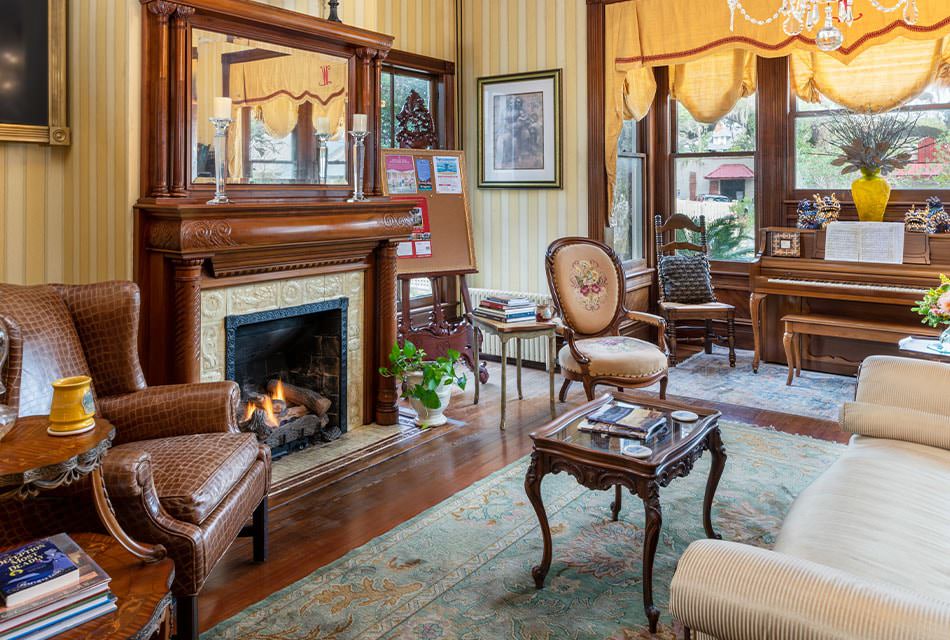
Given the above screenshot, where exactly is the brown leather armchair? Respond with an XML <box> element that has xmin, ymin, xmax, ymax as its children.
<box><xmin>0</xmin><ymin>282</ymin><xmax>270</xmax><ymax>640</ymax></box>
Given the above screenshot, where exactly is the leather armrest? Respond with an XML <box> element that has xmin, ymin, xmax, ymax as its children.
<box><xmin>99</xmin><ymin>381</ymin><xmax>240</xmax><ymax>445</ymax></box>
<box><xmin>101</xmin><ymin>447</ymin><xmax>154</xmax><ymax>499</ymax></box>
<box><xmin>670</xmin><ymin>540</ymin><xmax>950</xmax><ymax>640</ymax></box>
<box><xmin>841</xmin><ymin>401</ymin><xmax>950</xmax><ymax>450</ymax></box>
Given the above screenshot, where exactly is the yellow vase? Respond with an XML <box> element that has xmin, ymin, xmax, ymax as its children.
<box><xmin>851</xmin><ymin>168</ymin><xmax>891</xmax><ymax>222</ymax></box>
<box><xmin>48</xmin><ymin>375</ymin><xmax>96</xmax><ymax>436</ymax></box>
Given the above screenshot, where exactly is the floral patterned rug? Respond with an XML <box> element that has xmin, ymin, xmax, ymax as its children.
<box><xmin>204</xmin><ymin>422</ymin><xmax>843</xmax><ymax>640</ymax></box>
<box><xmin>666</xmin><ymin>348</ymin><xmax>855</xmax><ymax>422</ymax></box>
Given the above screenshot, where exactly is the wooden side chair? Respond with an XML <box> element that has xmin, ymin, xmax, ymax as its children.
<box><xmin>546</xmin><ymin>237</ymin><xmax>669</xmax><ymax>401</ymax></box>
<box><xmin>654</xmin><ymin>214</ymin><xmax>736</xmax><ymax>367</ymax></box>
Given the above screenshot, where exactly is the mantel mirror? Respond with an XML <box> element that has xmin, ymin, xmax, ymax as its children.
<box><xmin>191</xmin><ymin>28</ymin><xmax>350</xmax><ymax>186</ymax></box>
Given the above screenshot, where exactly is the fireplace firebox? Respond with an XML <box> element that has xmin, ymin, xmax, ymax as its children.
<box><xmin>226</xmin><ymin>299</ymin><xmax>348</xmax><ymax>459</ymax></box>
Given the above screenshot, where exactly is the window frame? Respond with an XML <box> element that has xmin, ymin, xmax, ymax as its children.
<box><xmin>611</xmin><ymin>117</ymin><xmax>649</xmax><ymax>268</ymax></box>
<box><xmin>381</xmin><ymin>66</ymin><xmax>438</xmax><ymax>149</ymax></box>
<box><xmin>787</xmin><ymin>94</ymin><xmax>950</xmax><ymax>203</ymax></box>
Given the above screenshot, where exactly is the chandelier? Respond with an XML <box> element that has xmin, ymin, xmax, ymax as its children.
<box><xmin>727</xmin><ymin>0</ymin><xmax>919</xmax><ymax>51</ymax></box>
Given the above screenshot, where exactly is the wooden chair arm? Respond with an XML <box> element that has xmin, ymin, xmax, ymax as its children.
<box><xmin>625</xmin><ymin>310</ymin><xmax>668</xmax><ymax>354</ymax></box>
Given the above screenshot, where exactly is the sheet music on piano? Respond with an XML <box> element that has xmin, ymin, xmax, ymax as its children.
<box><xmin>824</xmin><ymin>222</ymin><xmax>905</xmax><ymax>264</ymax></box>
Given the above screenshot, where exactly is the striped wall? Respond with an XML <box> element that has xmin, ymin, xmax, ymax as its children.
<box><xmin>460</xmin><ymin>0</ymin><xmax>588</xmax><ymax>295</ymax></box>
<box><xmin>377</xmin><ymin>0</ymin><xmax>458</xmax><ymax>61</ymax></box>
<box><xmin>0</xmin><ymin>0</ymin><xmax>140</xmax><ymax>285</ymax></box>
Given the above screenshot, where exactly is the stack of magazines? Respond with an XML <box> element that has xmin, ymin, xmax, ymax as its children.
<box><xmin>0</xmin><ymin>534</ymin><xmax>115</xmax><ymax>640</ymax></box>
<box><xmin>473</xmin><ymin>294</ymin><xmax>537</xmax><ymax>324</ymax></box>
<box><xmin>580</xmin><ymin>403</ymin><xmax>666</xmax><ymax>440</ymax></box>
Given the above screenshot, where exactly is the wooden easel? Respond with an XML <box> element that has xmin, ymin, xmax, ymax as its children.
<box><xmin>398</xmin><ymin>272</ymin><xmax>488</xmax><ymax>383</ymax></box>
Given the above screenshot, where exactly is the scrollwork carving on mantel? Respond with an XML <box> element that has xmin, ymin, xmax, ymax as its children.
<box><xmin>380</xmin><ymin>214</ymin><xmax>415</xmax><ymax>230</ymax></box>
<box><xmin>142</xmin><ymin>0</ymin><xmax>182</xmax><ymax>18</ymax></box>
<box><xmin>181</xmin><ymin>220</ymin><xmax>238</xmax><ymax>250</ymax></box>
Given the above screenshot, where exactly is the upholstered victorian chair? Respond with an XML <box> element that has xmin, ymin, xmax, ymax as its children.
<box><xmin>0</xmin><ymin>282</ymin><xmax>270</xmax><ymax>640</ymax></box>
<box><xmin>546</xmin><ymin>237</ymin><xmax>669</xmax><ymax>401</ymax></box>
<box><xmin>655</xmin><ymin>213</ymin><xmax>736</xmax><ymax>367</ymax></box>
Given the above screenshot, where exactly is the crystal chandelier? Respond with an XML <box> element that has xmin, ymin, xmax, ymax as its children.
<box><xmin>727</xmin><ymin>0</ymin><xmax>919</xmax><ymax>51</ymax></box>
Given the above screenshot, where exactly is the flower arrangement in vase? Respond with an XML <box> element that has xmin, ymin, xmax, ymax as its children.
<box><xmin>912</xmin><ymin>274</ymin><xmax>950</xmax><ymax>353</ymax></box>
<box><xmin>822</xmin><ymin>111</ymin><xmax>919</xmax><ymax>222</ymax></box>
<box><xmin>379</xmin><ymin>341</ymin><xmax>467</xmax><ymax>428</ymax></box>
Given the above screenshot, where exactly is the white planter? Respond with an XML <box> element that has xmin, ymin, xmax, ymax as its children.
<box><xmin>404</xmin><ymin>371</ymin><xmax>453</xmax><ymax>428</ymax></box>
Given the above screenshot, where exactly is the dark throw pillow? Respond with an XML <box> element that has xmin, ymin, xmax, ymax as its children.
<box><xmin>658</xmin><ymin>254</ymin><xmax>714</xmax><ymax>304</ymax></box>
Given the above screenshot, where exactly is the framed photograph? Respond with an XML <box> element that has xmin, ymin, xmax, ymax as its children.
<box><xmin>0</xmin><ymin>0</ymin><xmax>69</xmax><ymax>146</ymax></box>
<box><xmin>771</xmin><ymin>231</ymin><xmax>801</xmax><ymax>257</ymax></box>
<box><xmin>477</xmin><ymin>69</ymin><xmax>561</xmax><ymax>189</ymax></box>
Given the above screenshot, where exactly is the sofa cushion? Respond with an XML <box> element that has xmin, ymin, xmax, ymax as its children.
<box><xmin>558</xmin><ymin>336</ymin><xmax>667</xmax><ymax>378</ymax></box>
<box><xmin>116</xmin><ymin>433</ymin><xmax>260</xmax><ymax>526</ymax></box>
<box><xmin>776</xmin><ymin>435</ymin><xmax>950</xmax><ymax>603</ymax></box>
<box><xmin>658</xmin><ymin>254</ymin><xmax>714</xmax><ymax>304</ymax></box>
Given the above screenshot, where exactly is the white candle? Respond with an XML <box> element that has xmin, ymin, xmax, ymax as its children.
<box><xmin>213</xmin><ymin>97</ymin><xmax>232</xmax><ymax>120</ymax></box>
<box><xmin>316</xmin><ymin>116</ymin><xmax>330</xmax><ymax>135</ymax></box>
<box><xmin>352</xmin><ymin>113</ymin><xmax>368</xmax><ymax>133</ymax></box>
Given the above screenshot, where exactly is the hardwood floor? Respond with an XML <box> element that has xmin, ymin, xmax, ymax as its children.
<box><xmin>198</xmin><ymin>362</ymin><xmax>846</xmax><ymax>633</ymax></box>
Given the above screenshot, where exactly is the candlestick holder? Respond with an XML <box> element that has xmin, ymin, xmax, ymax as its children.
<box><xmin>208</xmin><ymin>117</ymin><xmax>232</xmax><ymax>204</ymax></box>
<box><xmin>315</xmin><ymin>132</ymin><xmax>330</xmax><ymax>184</ymax></box>
<box><xmin>347</xmin><ymin>130</ymin><xmax>370</xmax><ymax>202</ymax></box>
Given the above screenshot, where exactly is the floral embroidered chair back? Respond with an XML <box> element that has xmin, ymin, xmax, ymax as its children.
<box><xmin>546</xmin><ymin>238</ymin><xmax>623</xmax><ymax>337</ymax></box>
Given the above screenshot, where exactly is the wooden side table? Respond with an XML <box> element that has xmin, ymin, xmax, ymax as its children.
<box><xmin>472</xmin><ymin>316</ymin><xmax>557</xmax><ymax>430</ymax></box>
<box><xmin>0</xmin><ymin>416</ymin><xmax>166</xmax><ymax>562</ymax></box>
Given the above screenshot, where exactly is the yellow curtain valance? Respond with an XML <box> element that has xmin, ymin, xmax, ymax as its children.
<box><xmin>670</xmin><ymin>50</ymin><xmax>757</xmax><ymax>123</ymax></box>
<box><xmin>790</xmin><ymin>36</ymin><xmax>950</xmax><ymax>112</ymax></box>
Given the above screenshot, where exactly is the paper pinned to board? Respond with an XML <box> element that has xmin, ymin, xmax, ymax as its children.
<box><xmin>824</xmin><ymin>221</ymin><xmax>905</xmax><ymax>264</ymax></box>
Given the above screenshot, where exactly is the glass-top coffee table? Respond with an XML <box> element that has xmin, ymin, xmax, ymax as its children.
<box><xmin>525</xmin><ymin>392</ymin><xmax>726</xmax><ymax>633</ymax></box>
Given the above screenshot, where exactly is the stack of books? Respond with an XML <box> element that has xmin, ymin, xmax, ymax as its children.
<box><xmin>473</xmin><ymin>294</ymin><xmax>537</xmax><ymax>324</ymax></box>
<box><xmin>0</xmin><ymin>534</ymin><xmax>115</xmax><ymax>640</ymax></box>
<box><xmin>580</xmin><ymin>402</ymin><xmax>667</xmax><ymax>440</ymax></box>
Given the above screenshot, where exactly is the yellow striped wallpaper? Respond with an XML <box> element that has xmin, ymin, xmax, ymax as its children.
<box><xmin>0</xmin><ymin>0</ymin><xmax>585</xmax><ymax>298</ymax></box>
<box><xmin>460</xmin><ymin>0</ymin><xmax>587</xmax><ymax>295</ymax></box>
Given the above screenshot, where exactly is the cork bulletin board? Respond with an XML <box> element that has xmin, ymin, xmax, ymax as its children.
<box><xmin>380</xmin><ymin>149</ymin><xmax>477</xmax><ymax>277</ymax></box>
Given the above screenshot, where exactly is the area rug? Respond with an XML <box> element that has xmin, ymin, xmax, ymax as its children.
<box><xmin>666</xmin><ymin>347</ymin><xmax>855</xmax><ymax>422</ymax></box>
<box><xmin>204</xmin><ymin>422</ymin><xmax>842</xmax><ymax>640</ymax></box>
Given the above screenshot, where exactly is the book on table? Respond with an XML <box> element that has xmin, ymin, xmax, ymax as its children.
<box><xmin>479</xmin><ymin>299</ymin><xmax>535</xmax><ymax>311</ymax></box>
<box><xmin>0</xmin><ymin>534</ymin><xmax>114</xmax><ymax>640</ymax></box>
<box><xmin>473</xmin><ymin>307</ymin><xmax>537</xmax><ymax>323</ymax></box>
<box><xmin>581</xmin><ymin>403</ymin><xmax>667</xmax><ymax>439</ymax></box>
<box><xmin>485</xmin><ymin>294</ymin><xmax>534</xmax><ymax>306</ymax></box>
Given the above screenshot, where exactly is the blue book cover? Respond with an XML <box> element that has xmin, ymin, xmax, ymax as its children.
<box><xmin>0</xmin><ymin>540</ymin><xmax>78</xmax><ymax>603</ymax></box>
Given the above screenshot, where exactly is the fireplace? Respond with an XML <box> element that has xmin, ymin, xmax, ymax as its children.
<box><xmin>226</xmin><ymin>299</ymin><xmax>348</xmax><ymax>459</ymax></box>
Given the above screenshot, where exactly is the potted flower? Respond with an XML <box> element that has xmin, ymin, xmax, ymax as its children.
<box><xmin>379</xmin><ymin>341</ymin><xmax>467</xmax><ymax>428</ymax></box>
<box><xmin>912</xmin><ymin>274</ymin><xmax>950</xmax><ymax>353</ymax></box>
<box><xmin>821</xmin><ymin>111</ymin><xmax>919</xmax><ymax>222</ymax></box>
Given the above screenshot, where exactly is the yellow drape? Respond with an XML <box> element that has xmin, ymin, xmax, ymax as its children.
<box><xmin>670</xmin><ymin>50</ymin><xmax>757</xmax><ymax>124</ymax></box>
<box><xmin>791</xmin><ymin>36</ymin><xmax>950</xmax><ymax>112</ymax></box>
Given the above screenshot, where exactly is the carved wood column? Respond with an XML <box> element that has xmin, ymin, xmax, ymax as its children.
<box><xmin>169</xmin><ymin>5</ymin><xmax>194</xmax><ymax>196</ymax></box>
<box><xmin>144</xmin><ymin>1</ymin><xmax>177</xmax><ymax>197</ymax></box>
<box><xmin>368</xmin><ymin>50</ymin><xmax>387</xmax><ymax>195</ymax></box>
<box><xmin>374</xmin><ymin>241</ymin><xmax>399</xmax><ymax>425</ymax></box>
<box><xmin>355</xmin><ymin>48</ymin><xmax>378</xmax><ymax>197</ymax></box>
<box><xmin>171</xmin><ymin>257</ymin><xmax>205</xmax><ymax>384</ymax></box>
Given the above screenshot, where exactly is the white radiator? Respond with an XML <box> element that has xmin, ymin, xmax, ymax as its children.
<box><xmin>468</xmin><ymin>288</ymin><xmax>553</xmax><ymax>367</ymax></box>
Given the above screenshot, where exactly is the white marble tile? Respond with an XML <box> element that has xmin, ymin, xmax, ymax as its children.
<box><xmin>201</xmin><ymin>290</ymin><xmax>228</xmax><ymax>323</ymax></box>
<box><xmin>229</xmin><ymin>282</ymin><xmax>279</xmax><ymax>315</ymax></box>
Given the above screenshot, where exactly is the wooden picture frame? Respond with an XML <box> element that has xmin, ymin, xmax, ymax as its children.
<box><xmin>770</xmin><ymin>231</ymin><xmax>801</xmax><ymax>257</ymax></box>
<box><xmin>477</xmin><ymin>69</ymin><xmax>562</xmax><ymax>189</ymax></box>
<box><xmin>0</xmin><ymin>0</ymin><xmax>69</xmax><ymax>146</ymax></box>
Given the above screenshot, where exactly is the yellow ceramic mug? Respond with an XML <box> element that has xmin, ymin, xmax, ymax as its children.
<box><xmin>48</xmin><ymin>376</ymin><xmax>96</xmax><ymax>436</ymax></box>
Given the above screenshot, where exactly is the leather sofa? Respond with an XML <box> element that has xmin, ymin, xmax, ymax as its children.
<box><xmin>0</xmin><ymin>282</ymin><xmax>270</xmax><ymax>640</ymax></box>
<box><xmin>669</xmin><ymin>355</ymin><xmax>950</xmax><ymax>639</ymax></box>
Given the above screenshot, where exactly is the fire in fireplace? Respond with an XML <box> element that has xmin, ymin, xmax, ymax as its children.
<box><xmin>225</xmin><ymin>300</ymin><xmax>348</xmax><ymax>459</ymax></box>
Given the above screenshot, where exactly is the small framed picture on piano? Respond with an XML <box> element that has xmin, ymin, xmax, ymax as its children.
<box><xmin>771</xmin><ymin>231</ymin><xmax>801</xmax><ymax>257</ymax></box>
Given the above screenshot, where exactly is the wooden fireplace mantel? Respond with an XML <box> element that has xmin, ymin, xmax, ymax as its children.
<box><xmin>134</xmin><ymin>198</ymin><xmax>415</xmax><ymax>426</ymax></box>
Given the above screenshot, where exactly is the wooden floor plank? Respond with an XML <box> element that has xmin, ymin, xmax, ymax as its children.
<box><xmin>198</xmin><ymin>363</ymin><xmax>845</xmax><ymax>632</ymax></box>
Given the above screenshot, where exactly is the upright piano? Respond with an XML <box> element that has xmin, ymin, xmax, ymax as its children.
<box><xmin>748</xmin><ymin>227</ymin><xmax>950</xmax><ymax>372</ymax></box>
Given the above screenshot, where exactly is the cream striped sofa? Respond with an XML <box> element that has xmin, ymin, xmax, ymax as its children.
<box><xmin>669</xmin><ymin>355</ymin><xmax>950</xmax><ymax>639</ymax></box>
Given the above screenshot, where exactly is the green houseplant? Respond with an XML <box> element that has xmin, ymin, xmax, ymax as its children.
<box><xmin>379</xmin><ymin>341</ymin><xmax>467</xmax><ymax>428</ymax></box>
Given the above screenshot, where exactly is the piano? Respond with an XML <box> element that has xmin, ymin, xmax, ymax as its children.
<box><xmin>748</xmin><ymin>227</ymin><xmax>950</xmax><ymax>372</ymax></box>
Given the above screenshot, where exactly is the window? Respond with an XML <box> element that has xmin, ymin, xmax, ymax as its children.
<box><xmin>610</xmin><ymin>119</ymin><xmax>646</xmax><ymax>262</ymax></box>
<box><xmin>380</xmin><ymin>68</ymin><xmax>435</xmax><ymax>150</ymax></box>
<box><xmin>794</xmin><ymin>84</ymin><xmax>950</xmax><ymax>191</ymax></box>
<box><xmin>247</xmin><ymin>117</ymin><xmax>296</xmax><ymax>182</ymax></box>
<box><xmin>672</xmin><ymin>95</ymin><xmax>757</xmax><ymax>262</ymax></box>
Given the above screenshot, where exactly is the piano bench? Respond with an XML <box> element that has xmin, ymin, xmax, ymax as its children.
<box><xmin>781</xmin><ymin>314</ymin><xmax>942</xmax><ymax>386</ymax></box>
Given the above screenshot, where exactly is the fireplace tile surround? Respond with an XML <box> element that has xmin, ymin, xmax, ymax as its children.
<box><xmin>200</xmin><ymin>272</ymin><xmax>365</xmax><ymax>429</ymax></box>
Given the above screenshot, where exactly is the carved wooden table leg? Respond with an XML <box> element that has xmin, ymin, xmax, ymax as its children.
<box><xmin>610</xmin><ymin>484</ymin><xmax>622</xmax><ymax>522</ymax></box>
<box><xmin>524</xmin><ymin>452</ymin><xmax>551</xmax><ymax>589</ymax></box>
<box><xmin>750</xmin><ymin>292</ymin><xmax>767</xmax><ymax>373</ymax></box>
<box><xmin>473</xmin><ymin>331</ymin><xmax>481</xmax><ymax>405</ymax></box>
<box><xmin>548</xmin><ymin>334</ymin><xmax>556</xmax><ymax>419</ymax></box>
<box><xmin>516</xmin><ymin>338</ymin><xmax>524</xmax><ymax>399</ymax></box>
<box><xmin>703</xmin><ymin>427</ymin><xmax>726</xmax><ymax>540</ymax></box>
<box><xmin>91</xmin><ymin>467</ymin><xmax>167</xmax><ymax>563</ymax></box>
<box><xmin>783</xmin><ymin>329</ymin><xmax>795</xmax><ymax>386</ymax></box>
<box><xmin>499</xmin><ymin>336</ymin><xmax>508</xmax><ymax>430</ymax></box>
<box><xmin>639</xmin><ymin>480</ymin><xmax>663</xmax><ymax>634</ymax></box>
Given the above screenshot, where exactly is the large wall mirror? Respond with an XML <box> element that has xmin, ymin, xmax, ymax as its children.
<box><xmin>191</xmin><ymin>28</ymin><xmax>350</xmax><ymax>185</ymax></box>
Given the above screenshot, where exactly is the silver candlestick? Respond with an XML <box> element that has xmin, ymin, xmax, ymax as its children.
<box><xmin>208</xmin><ymin>117</ymin><xmax>232</xmax><ymax>204</ymax></box>
<box><xmin>315</xmin><ymin>132</ymin><xmax>330</xmax><ymax>184</ymax></box>
<box><xmin>347</xmin><ymin>130</ymin><xmax>370</xmax><ymax>202</ymax></box>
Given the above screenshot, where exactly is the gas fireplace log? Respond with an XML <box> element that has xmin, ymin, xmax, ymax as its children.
<box><xmin>268</xmin><ymin>380</ymin><xmax>332</xmax><ymax>416</ymax></box>
<box><xmin>239</xmin><ymin>409</ymin><xmax>272</xmax><ymax>443</ymax></box>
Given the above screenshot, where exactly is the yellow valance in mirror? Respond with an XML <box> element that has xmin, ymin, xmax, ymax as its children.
<box><xmin>790</xmin><ymin>36</ymin><xmax>950</xmax><ymax>112</ymax></box>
